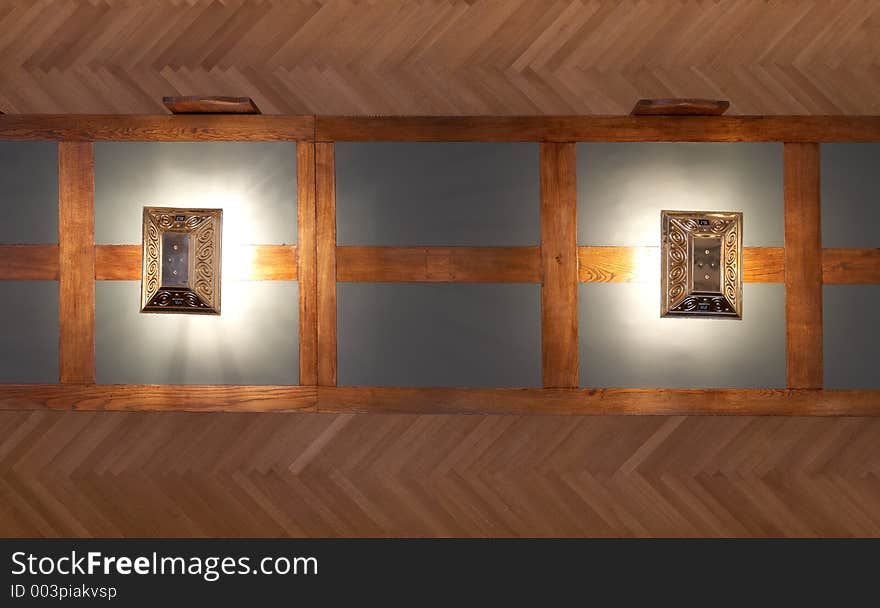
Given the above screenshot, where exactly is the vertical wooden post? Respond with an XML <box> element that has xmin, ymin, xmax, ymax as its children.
<box><xmin>316</xmin><ymin>143</ymin><xmax>337</xmax><ymax>386</ymax></box>
<box><xmin>540</xmin><ymin>143</ymin><xmax>578</xmax><ymax>388</ymax></box>
<box><xmin>58</xmin><ymin>142</ymin><xmax>95</xmax><ymax>384</ymax></box>
<box><xmin>784</xmin><ymin>142</ymin><xmax>823</xmax><ymax>389</ymax></box>
<box><xmin>297</xmin><ymin>142</ymin><xmax>317</xmax><ymax>386</ymax></box>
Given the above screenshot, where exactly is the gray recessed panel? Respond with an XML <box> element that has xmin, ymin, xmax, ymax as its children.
<box><xmin>576</xmin><ymin>143</ymin><xmax>783</xmax><ymax>246</ymax></box>
<box><xmin>821</xmin><ymin>144</ymin><xmax>880</xmax><ymax>248</ymax></box>
<box><xmin>0</xmin><ymin>281</ymin><xmax>59</xmax><ymax>383</ymax></box>
<box><xmin>824</xmin><ymin>285</ymin><xmax>880</xmax><ymax>389</ymax></box>
<box><xmin>96</xmin><ymin>281</ymin><xmax>298</xmax><ymax>385</ymax></box>
<box><xmin>578</xmin><ymin>283</ymin><xmax>786</xmax><ymax>388</ymax></box>
<box><xmin>94</xmin><ymin>142</ymin><xmax>297</xmax><ymax>245</ymax></box>
<box><xmin>335</xmin><ymin>143</ymin><xmax>540</xmax><ymax>246</ymax></box>
<box><xmin>338</xmin><ymin>283</ymin><xmax>541</xmax><ymax>387</ymax></box>
<box><xmin>0</xmin><ymin>142</ymin><xmax>58</xmax><ymax>243</ymax></box>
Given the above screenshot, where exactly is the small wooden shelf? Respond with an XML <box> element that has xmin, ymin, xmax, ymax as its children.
<box><xmin>162</xmin><ymin>96</ymin><xmax>261</xmax><ymax>114</ymax></box>
<box><xmin>631</xmin><ymin>98</ymin><xmax>730</xmax><ymax>116</ymax></box>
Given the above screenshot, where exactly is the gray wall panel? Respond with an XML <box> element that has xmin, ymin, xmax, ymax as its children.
<box><xmin>96</xmin><ymin>281</ymin><xmax>298</xmax><ymax>385</ymax></box>
<box><xmin>335</xmin><ymin>143</ymin><xmax>540</xmax><ymax>246</ymax></box>
<box><xmin>94</xmin><ymin>142</ymin><xmax>297</xmax><ymax>245</ymax></box>
<box><xmin>0</xmin><ymin>142</ymin><xmax>58</xmax><ymax>243</ymax></box>
<box><xmin>338</xmin><ymin>283</ymin><xmax>541</xmax><ymax>387</ymax></box>
<box><xmin>578</xmin><ymin>283</ymin><xmax>786</xmax><ymax>388</ymax></box>
<box><xmin>821</xmin><ymin>144</ymin><xmax>880</xmax><ymax>248</ymax></box>
<box><xmin>824</xmin><ymin>285</ymin><xmax>880</xmax><ymax>389</ymax></box>
<box><xmin>0</xmin><ymin>281</ymin><xmax>59</xmax><ymax>383</ymax></box>
<box><xmin>577</xmin><ymin>143</ymin><xmax>783</xmax><ymax>246</ymax></box>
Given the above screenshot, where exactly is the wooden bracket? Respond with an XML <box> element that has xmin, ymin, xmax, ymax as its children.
<box><xmin>631</xmin><ymin>98</ymin><xmax>730</xmax><ymax>116</ymax></box>
<box><xmin>162</xmin><ymin>96</ymin><xmax>261</xmax><ymax>114</ymax></box>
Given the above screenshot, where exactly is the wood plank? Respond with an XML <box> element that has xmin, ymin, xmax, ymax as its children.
<box><xmin>0</xmin><ymin>245</ymin><xmax>59</xmax><ymax>279</ymax></box>
<box><xmin>336</xmin><ymin>246</ymin><xmax>541</xmax><ymax>282</ymax></box>
<box><xmin>823</xmin><ymin>248</ymin><xmax>880</xmax><ymax>284</ymax></box>
<box><xmin>0</xmin><ymin>115</ymin><xmax>314</xmax><ymax>141</ymax></box>
<box><xmin>316</xmin><ymin>387</ymin><xmax>880</xmax><ymax>416</ymax></box>
<box><xmin>631</xmin><ymin>98</ymin><xmax>729</xmax><ymax>116</ymax></box>
<box><xmin>94</xmin><ymin>245</ymin><xmax>297</xmax><ymax>280</ymax></box>
<box><xmin>58</xmin><ymin>142</ymin><xmax>95</xmax><ymax>384</ymax></box>
<box><xmin>577</xmin><ymin>246</ymin><xmax>785</xmax><ymax>283</ymax></box>
<box><xmin>316</xmin><ymin>142</ymin><xmax>337</xmax><ymax>386</ymax></box>
<box><xmin>784</xmin><ymin>143</ymin><xmax>823</xmax><ymax>389</ymax></box>
<box><xmin>316</xmin><ymin>116</ymin><xmax>880</xmax><ymax>143</ymax></box>
<box><xmin>540</xmin><ymin>143</ymin><xmax>578</xmax><ymax>388</ymax></box>
<box><xmin>163</xmin><ymin>96</ymin><xmax>260</xmax><ymax>114</ymax></box>
<box><xmin>297</xmin><ymin>142</ymin><xmax>318</xmax><ymax>385</ymax></box>
<box><xmin>0</xmin><ymin>385</ymin><xmax>316</xmax><ymax>412</ymax></box>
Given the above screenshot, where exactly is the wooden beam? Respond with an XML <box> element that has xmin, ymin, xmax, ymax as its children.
<box><xmin>297</xmin><ymin>142</ymin><xmax>318</xmax><ymax>386</ymax></box>
<box><xmin>577</xmin><ymin>246</ymin><xmax>785</xmax><ymax>283</ymax></box>
<box><xmin>163</xmin><ymin>96</ymin><xmax>260</xmax><ymax>115</ymax></box>
<box><xmin>784</xmin><ymin>143</ymin><xmax>823</xmax><ymax>389</ymax></box>
<box><xmin>823</xmin><ymin>248</ymin><xmax>880</xmax><ymax>284</ymax></box>
<box><xmin>631</xmin><ymin>98</ymin><xmax>729</xmax><ymax>116</ymax></box>
<box><xmin>0</xmin><ymin>115</ymin><xmax>314</xmax><ymax>141</ymax></box>
<box><xmin>316</xmin><ymin>387</ymin><xmax>880</xmax><ymax>416</ymax></box>
<box><xmin>540</xmin><ymin>143</ymin><xmax>578</xmax><ymax>388</ymax></box>
<box><xmin>316</xmin><ymin>142</ymin><xmax>337</xmax><ymax>386</ymax></box>
<box><xmin>316</xmin><ymin>116</ymin><xmax>880</xmax><ymax>143</ymax></box>
<box><xmin>0</xmin><ymin>244</ymin><xmax>59</xmax><ymax>279</ymax></box>
<box><xmin>94</xmin><ymin>245</ymin><xmax>297</xmax><ymax>280</ymax></box>
<box><xmin>336</xmin><ymin>246</ymin><xmax>541</xmax><ymax>282</ymax></box>
<box><xmin>0</xmin><ymin>385</ymin><xmax>315</xmax><ymax>412</ymax></box>
<box><xmin>58</xmin><ymin>142</ymin><xmax>95</xmax><ymax>384</ymax></box>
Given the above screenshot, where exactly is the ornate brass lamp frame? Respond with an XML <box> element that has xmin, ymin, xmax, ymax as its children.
<box><xmin>140</xmin><ymin>207</ymin><xmax>222</xmax><ymax>314</ymax></box>
<box><xmin>660</xmin><ymin>210</ymin><xmax>743</xmax><ymax>319</ymax></box>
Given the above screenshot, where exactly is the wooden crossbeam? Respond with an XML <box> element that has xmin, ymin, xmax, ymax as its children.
<box><xmin>316</xmin><ymin>143</ymin><xmax>337</xmax><ymax>387</ymax></box>
<box><xmin>297</xmin><ymin>142</ymin><xmax>318</xmax><ymax>386</ymax></box>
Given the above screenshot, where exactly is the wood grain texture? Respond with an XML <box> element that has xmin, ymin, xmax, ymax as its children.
<box><xmin>163</xmin><ymin>96</ymin><xmax>260</xmax><ymax>114</ymax></box>
<box><xmin>0</xmin><ymin>245</ymin><xmax>59</xmax><ymax>280</ymax></box>
<box><xmin>631</xmin><ymin>99</ymin><xmax>730</xmax><ymax>116</ymax></box>
<box><xmin>58</xmin><ymin>142</ymin><xmax>94</xmax><ymax>384</ymax></box>
<box><xmin>316</xmin><ymin>116</ymin><xmax>880</xmax><ymax>142</ymax></box>
<box><xmin>0</xmin><ymin>385</ymin><xmax>315</xmax><ymax>412</ymax></box>
<box><xmin>94</xmin><ymin>245</ymin><xmax>297</xmax><ymax>280</ymax></box>
<box><xmin>316</xmin><ymin>143</ymin><xmax>337</xmax><ymax>387</ymax></box>
<box><xmin>317</xmin><ymin>387</ymin><xmax>880</xmax><ymax>416</ymax></box>
<box><xmin>0</xmin><ymin>115</ymin><xmax>313</xmax><ymax>141</ymax></box>
<box><xmin>298</xmin><ymin>142</ymin><xmax>318</xmax><ymax>386</ymax></box>
<box><xmin>784</xmin><ymin>143</ymin><xmax>823</xmax><ymax>389</ymax></box>
<box><xmin>540</xmin><ymin>143</ymin><xmax>578</xmax><ymax>388</ymax></box>
<box><xmin>337</xmin><ymin>247</ymin><xmax>541</xmax><ymax>282</ymax></box>
<box><xmin>577</xmin><ymin>246</ymin><xmax>785</xmax><ymax>283</ymax></box>
<box><xmin>823</xmin><ymin>249</ymin><xmax>880</xmax><ymax>284</ymax></box>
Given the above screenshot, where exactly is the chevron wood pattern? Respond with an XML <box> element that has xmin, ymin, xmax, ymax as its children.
<box><xmin>2</xmin><ymin>0</ymin><xmax>880</xmax><ymax>537</ymax></box>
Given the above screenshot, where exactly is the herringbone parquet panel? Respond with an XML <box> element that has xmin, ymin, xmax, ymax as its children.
<box><xmin>2</xmin><ymin>0</ymin><xmax>880</xmax><ymax>537</ymax></box>
<box><xmin>0</xmin><ymin>0</ymin><xmax>879</xmax><ymax>115</ymax></box>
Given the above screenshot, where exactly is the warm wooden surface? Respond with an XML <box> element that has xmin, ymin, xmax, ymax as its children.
<box><xmin>631</xmin><ymin>99</ymin><xmax>730</xmax><ymax>116</ymax></box>
<box><xmin>316</xmin><ymin>116</ymin><xmax>880</xmax><ymax>142</ymax></box>
<box><xmin>540</xmin><ymin>143</ymin><xmax>578</xmax><ymax>388</ymax></box>
<box><xmin>58</xmin><ymin>142</ymin><xmax>94</xmax><ymax>384</ymax></box>
<box><xmin>316</xmin><ymin>143</ymin><xmax>337</xmax><ymax>387</ymax></box>
<box><xmin>823</xmin><ymin>249</ymin><xmax>880</xmax><ymax>284</ymax></box>
<box><xmin>337</xmin><ymin>247</ymin><xmax>541</xmax><ymax>282</ymax></box>
<box><xmin>784</xmin><ymin>143</ymin><xmax>824</xmax><ymax>389</ymax></box>
<box><xmin>0</xmin><ymin>245</ymin><xmax>59</xmax><ymax>280</ymax></box>
<box><xmin>94</xmin><ymin>245</ymin><xmax>297</xmax><ymax>280</ymax></box>
<box><xmin>163</xmin><ymin>96</ymin><xmax>260</xmax><ymax>114</ymax></box>
<box><xmin>298</xmin><ymin>142</ymin><xmax>318</xmax><ymax>386</ymax></box>
<box><xmin>0</xmin><ymin>385</ymin><xmax>315</xmax><ymax>412</ymax></box>
<box><xmin>0</xmin><ymin>115</ymin><xmax>314</xmax><ymax>141</ymax></box>
<box><xmin>577</xmin><ymin>246</ymin><xmax>786</xmax><ymax>283</ymax></box>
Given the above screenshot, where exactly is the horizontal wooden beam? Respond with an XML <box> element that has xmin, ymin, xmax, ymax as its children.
<box><xmin>0</xmin><ymin>385</ymin><xmax>876</xmax><ymax>415</ymax></box>
<box><xmin>337</xmin><ymin>246</ymin><xmax>541</xmax><ymax>282</ymax></box>
<box><xmin>577</xmin><ymin>246</ymin><xmax>786</xmax><ymax>283</ymax></box>
<box><xmin>0</xmin><ymin>244</ymin><xmax>58</xmax><ymax>279</ymax></box>
<box><xmin>822</xmin><ymin>248</ymin><xmax>880</xmax><ymax>284</ymax></box>
<box><xmin>0</xmin><ymin>115</ymin><xmax>314</xmax><ymax>141</ymax></box>
<box><xmin>163</xmin><ymin>96</ymin><xmax>260</xmax><ymax>115</ymax></box>
<box><xmin>94</xmin><ymin>245</ymin><xmax>297</xmax><ymax>280</ymax></box>
<box><xmin>0</xmin><ymin>385</ymin><xmax>315</xmax><ymax>412</ymax></box>
<box><xmin>317</xmin><ymin>116</ymin><xmax>880</xmax><ymax>142</ymax></box>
